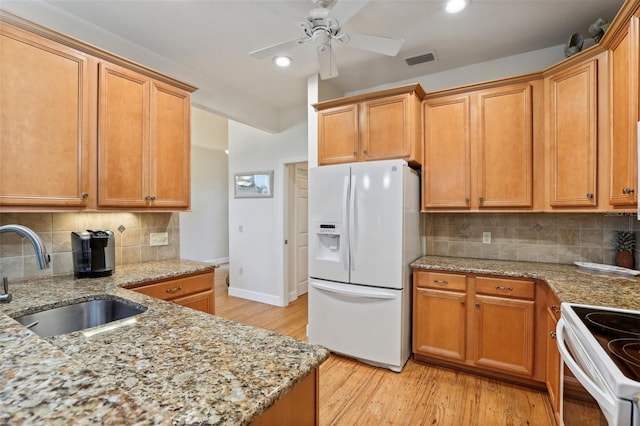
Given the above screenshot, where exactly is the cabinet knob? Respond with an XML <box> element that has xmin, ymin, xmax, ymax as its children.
<box><xmin>479</xmin><ymin>196</ymin><xmax>484</xmax><ymax>203</ymax></box>
<box><xmin>475</xmin><ymin>302</ymin><xmax>480</xmax><ymax>308</ymax></box>
<box><xmin>353</xmin><ymin>151</ymin><xmax>357</xmax><ymax>156</ymax></box>
<box><xmin>586</xmin><ymin>193</ymin><xmax>593</xmax><ymax>199</ymax></box>
<box><xmin>550</xmin><ymin>331</ymin><xmax>557</xmax><ymax>340</ymax></box>
<box><xmin>630</xmin><ymin>188</ymin><xmax>635</xmax><ymax>194</ymax></box>
<box><xmin>465</xmin><ymin>197</ymin><xmax>470</xmax><ymax>203</ymax></box>
<box><xmin>363</xmin><ymin>150</ymin><xmax>368</xmax><ymax>154</ymax></box>
<box><xmin>550</xmin><ymin>305</ymin><xmax>560</xmax><ymax>314</ymax></box>
<box><xmin>150</xmin><ymin>195</ymin><xmax>157</xmax><ymax>201</ymax></box>
<box><xmin>145</xmin><ymin>195</ymin><xmax>151</xmax><ymax>201</ymax></box>
<box><xmin>460</xmin><ymin>301</ymin><xmax>465</xmax><ymax>306</ymax></box>
<box><xmin>623</xmin><ymin>187</ymin><xmax>629</xmax><ymax>194</ymax></box>
<box><xmin>81</xmin><ymin>192</ymin><xmax>89</xmax><ymax>199</ymax></box>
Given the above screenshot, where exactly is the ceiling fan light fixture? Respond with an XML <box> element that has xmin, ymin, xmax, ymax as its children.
<box><xmin>273</xmin><ymin>56</ymin><xmax>293</xmax><ymax>67</ymax></box>
<box><xmin>446</xmin><ymin>0</ymin><xmax>467</xmax><ymax>14</ymax></box>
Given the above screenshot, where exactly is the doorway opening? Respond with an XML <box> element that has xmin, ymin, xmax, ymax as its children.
<box><xmin>285</xmin><ymin>161</ymin><xmax>308</xmax><ymax>303</ymax></box>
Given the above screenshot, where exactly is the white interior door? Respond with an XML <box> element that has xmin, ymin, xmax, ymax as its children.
<box><xmin>294</xmin><ymin>163</ymin><xmax>308</xmax><ymax>295</ymax></box>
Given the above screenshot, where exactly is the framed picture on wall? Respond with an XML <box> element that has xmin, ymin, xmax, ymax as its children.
<box><xmin>234</xmin><ymin>170</ymin><xmax>274</xmax><ymax>198</ymax></box>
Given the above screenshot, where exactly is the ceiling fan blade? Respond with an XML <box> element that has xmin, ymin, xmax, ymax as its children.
<box><xmin>344</xmin><ymin>33</ymin><xmax>404</xmax><ymax>56</ymax></box>
<box><xmin>317</xmin><ymin>46</ymin><xmax>339</xmax><ymax>80</ymax></box>
<box><xmin>330</xmin><ymin>0</ymin><xmax>369</xmax><ymax>26</ymax></box>
<box><xmin>249</xmin><ymin>38</ymin><xmax>305</xmax><ymax>60</ymax></box>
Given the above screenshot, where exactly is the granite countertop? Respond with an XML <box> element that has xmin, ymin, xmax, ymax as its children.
<box><xmin>411</xmin><ymin>255</ymin><xmax>640</xmax><ymax>311</ymax></box>
<box><xmin>0</xmin><ymin>259</ymin><xmax>329</xmax><ymax>425</ymax></box>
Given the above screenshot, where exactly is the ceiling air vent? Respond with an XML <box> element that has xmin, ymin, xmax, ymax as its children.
<box><xmin>405</xmin><ymin>51</ymin><xmax>437</xmax><ymax>66</ymax></box>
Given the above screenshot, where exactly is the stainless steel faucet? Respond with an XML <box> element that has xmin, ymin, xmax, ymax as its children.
<box><xmin>0</xmin><ymin>224</ymin><xmax>51</xmax><ymax>303</ymax></box>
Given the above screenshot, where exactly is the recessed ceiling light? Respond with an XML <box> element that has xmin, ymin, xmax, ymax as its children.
<box><xmin>446</xmin><ymin>0</ymin><xmax>467</xmax><ymax>14</ymax></box>
<box><xmin>273</xmin><ymin>56</ymin><xmax>292</xmax><ymax>67</ymax></box>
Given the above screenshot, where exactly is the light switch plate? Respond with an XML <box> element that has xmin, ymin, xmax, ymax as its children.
<box><xmin>482</xmin><ymin>232</ymin><xmax>491</xmax><ymax>244</ymax></box>
<box><xmin>150</xmin><ymin>232</ymin><xmax>169</xmax><ymax>246</ymax></box>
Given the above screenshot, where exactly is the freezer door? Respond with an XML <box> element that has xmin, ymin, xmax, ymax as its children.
<box><xmin>349</xmin><ymin>160</ymin><xmax>404</xmax><ymax>289</ymax></box>
<box><xmin>309</xmin><ymin>164</ymin><xmax>351</xmax><ymax>283</ymax></box>
<box><xmin>307</xmin><ymin>279</ymin><xmax>409</xmax><ymax>371</ymax></box>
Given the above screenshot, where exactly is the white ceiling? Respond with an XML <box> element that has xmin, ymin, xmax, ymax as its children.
<box><xmin>3</xmin><ymin>0</ymin><xmax>625</xmax><ymax>132</ymax></box>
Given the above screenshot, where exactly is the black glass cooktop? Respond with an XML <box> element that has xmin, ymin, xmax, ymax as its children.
<box><xmin>574</xmin><ymin>306</ymin><xmax>640</xmax><ymax>382</ymax></box>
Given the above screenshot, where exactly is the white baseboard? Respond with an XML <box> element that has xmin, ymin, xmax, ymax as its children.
<box><xmin>228</xmin><ymin>287</ymin><xmax>285</xmax><ymax>307</ymax></box>
<box><xmin>288</xmin><ymin>290</ymin><xmax>298</xmax><ymax>303</ymax></box>
<box><xmin>204</xmin><ymin>257</ymin><xmax>229</xmax><ymax>265</ymax></box>
<box><xmin>297</xmin><ymin>282</ymin><xmax>308</xmax><ymax>296</ymax></box>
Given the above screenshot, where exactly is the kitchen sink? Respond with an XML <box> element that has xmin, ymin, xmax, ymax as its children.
<box><xmin>14</xmin><ymin>296</ymin><xmax>147</xmax><ymax>337</ymax></box>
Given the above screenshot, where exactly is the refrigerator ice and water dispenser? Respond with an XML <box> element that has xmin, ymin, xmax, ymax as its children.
<box><xmin>314</xmin><ymin>222</ymin><xmax>341</xmax><ymax>262</ymax></box>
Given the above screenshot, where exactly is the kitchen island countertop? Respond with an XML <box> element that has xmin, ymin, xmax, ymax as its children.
<box><xmin>412</xmin><ymin>255</ymin><xmax>640</xmax><ymax>311</ymax></box>
<box><xmin>0</xmin><ymin>259</ymin><xmax>329</xmax><ymax>425</ymax></box>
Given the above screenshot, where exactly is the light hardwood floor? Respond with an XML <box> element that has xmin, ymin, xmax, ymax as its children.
<box><xmin>214</xmin><ymin>265</ymin><xmax>557</xmax><ymax>425</ymax></box>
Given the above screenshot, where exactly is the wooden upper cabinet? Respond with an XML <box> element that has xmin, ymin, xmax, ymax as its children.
<box><xmin>422</xmin><ymin>94</ymin><xmax>471</xmax><ymax>209</ymax></box>
<box><xmin>0</xmin><ymin>23</ymin><xmax>94</xmax><ymax>208</ymax></box>
<box><xmin>149</xmin><ymin>81</ymin><xmax>191</xmax><ymax>208</ymax></box>
<box><xmin>361</xmin><ymin>93</ymin><xmax>414</xmax><ymax>161</ymax></box>
<box><xmin>98</xmin><ymin>63</ymin><xmax>191</xmax><ymax>209</ymax></box>
<box><xmin>476</xmin><ymin>83</ymin><xmax>533</xmax><ymax>208</ymax></box>
<box><xmin>609</xmin><ymin>16</ymin><xmax>639</xmax><ymax>206</ymax></box>
<box><xmin>317</xmin><ymin>104</ymin><xmax>359</xmax><ymax>165</ymax></box>
<box><xmin>98</xmin><ymin>62</ymin><xmax>149</xmax><ymax>208</ymax></box>
<box><xmin>315</xmin><ymin>84</ymin><xmax>424</xmax><ymax>166</ymax></box>
<box><xmin>547</xmin><ymin>58</ymin><xmax>598</xmax><ymax>207</ymax></box>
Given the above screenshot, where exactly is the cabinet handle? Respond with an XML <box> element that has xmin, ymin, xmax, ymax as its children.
<box><xmin>81</xmin><ymin>192</ymin><xmax>89</xmax><ymax>199</ymax></box>
<box><xmin>550</xmin><ymin>331</ymin><xmax>557</xmax><ymax>339</ymax></box>
<box><xmin>586</xmin><ymin>193</ymin><xmax>593</xmax><ymax>199</ymax></box>
<box><xmin>550</xmin><ymin>305</ymin><xmax>560</xmax><ymax>313</ymax></box>
<box><xmin>433</xmin><ymin>279</ymin><xmax>448</xmax><ymax>285</ymax></box>
<box><xmin>495</xmin><ymin>286</ymin><xmax>513</xmax><ymax>291</ymax></box>
<box><xmin>166</xmin><ymin>286</ymin><xmax>182</xmax><ymax>294</ymax></box>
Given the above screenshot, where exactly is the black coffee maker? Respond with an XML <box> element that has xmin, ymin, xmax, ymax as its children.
<box><xmin>71</xmin><ymin>230</ymin><xmax>115</xmax><ymax>278</ymax></box>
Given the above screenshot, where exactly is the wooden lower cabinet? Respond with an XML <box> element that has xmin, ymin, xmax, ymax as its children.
<box><xmin>545</xmin><ymin>293</ymin><xmax>562</xmax><ymax>425</ymax></box>
<box><xmin>127</xmin><ymin>270</ymin><xmax>215</xmax><ymax>315</ymax></box>
<box><xmin>252</xmin><ymin>368</ymin><xmax>319</xmax><ymax>425</ymax></box>
<box><xmin>413</xmin><ymin>270</ymin><xmax>543</xmax><ymax>382</ymax></box>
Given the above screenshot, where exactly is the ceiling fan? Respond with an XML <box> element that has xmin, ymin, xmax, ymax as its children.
<box><xmin>249</xmin><ymin>0</ymin><xmax>404</xmax><ymax>80</ymax></box>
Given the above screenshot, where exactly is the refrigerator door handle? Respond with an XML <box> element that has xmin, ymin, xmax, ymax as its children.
<box><xmin>311</xmin><ymin>281</ymin><xmax>397</xmax><ymax>299</ymax></box>
<box><xmin>349</xmin><ymin>174</ymin><xmax>357</xmax><ymax>271</ymax></box>
<box><xmin>341</xmin><ymin>175</ymin><xmax>350</xmax><ymax>270</ymax></box>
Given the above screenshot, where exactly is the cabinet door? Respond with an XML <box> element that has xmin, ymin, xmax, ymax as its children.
<box><xmin>609</xmin><ymin>17</ymin><xmax>639</xmax><ymax>206</ymax></box>
<box><xmin>173</xmin><ymin>290</ymin><xmax>214</xmax><ymax>315</ymax></box>
<box><xmin>546</xmin><ymin>308</ymin><xmax>561</xmax><ymax>423</ymax></box>
<box><xmin>317</xmin><ymin>104</ymin><xmax>359</xmax><ymax>165</ymax></box>
<box><xmin>547</xmin><ymin>59</ymin><xmax>598</xmax><ymax>207</ymax></box>
<box><xmin>414</xmin><ymin>287</ymin><xmax>466</xmax><ymax>361</ymax></box>
<box><xmin>476</xmin><ymin>83</ymin><xmax>533</xmax><ymax>208</ymax></box>
<box><xmin>473</xmin><ymin>294</ymin><xmax>535</xmax><ymax>377</ymax></box>
<box><xmin>422</xmin><ymin>95</ymin><xmax>471</xmax><ymax>209</ymax></box>
<box><xmin>149</xmin><ymin>81</ymin><xmax>191</xmax><ymax>208</ymax></box>
<box><xmin>98</xmin><ymin>62</ymin><xmax>149</xmax><ymax>207</ymax></box>
<box><xmin>0</xmin><ymin>24</ymin><xmax>92</xmax><ymax>207</ymax></box>
<box><xmin>361</xmin><ymin>94</ymin><xmax>410</xmax><ymax>161</ymax></box>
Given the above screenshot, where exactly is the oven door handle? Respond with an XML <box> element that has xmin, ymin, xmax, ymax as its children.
<box><xmin>556</xmin><ymin>318</ymin><xmax>616</xmax><ymax>415</ymax></box>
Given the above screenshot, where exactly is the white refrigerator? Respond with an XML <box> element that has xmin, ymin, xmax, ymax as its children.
<box><xmin>307</xmin><ymin>159</ymin><xmax>420</xmax><ymax>372</ymax></box>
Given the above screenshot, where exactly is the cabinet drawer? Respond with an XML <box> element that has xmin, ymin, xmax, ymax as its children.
<box><xmin>415</xmin><ymin>271</ymin><xmax>466</xmax><ymax>291</ymax></box>
<box><xmin>475</xmin><ymin>276</ymin><xmax>534</xmax><ymax>300</ymax></box>
<box><xmin>128</xmin><ymin>272</ymin><xmax>213</xmax><ymax>301</ymax></box>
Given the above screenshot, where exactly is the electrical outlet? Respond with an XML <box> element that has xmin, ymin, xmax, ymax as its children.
<box><xmin>150</xmin><ymin>232</ymin><xmax>169</xmax><ymax>246</ymax></box>
<box><xmin>239</xmin><ymin>267</ymin><xmax>243</xmax><ymax>275</ymax></box>
<box><xmin>482</xmin><ymin>232</ymin><xmax>492</xmax><ymax>244</ymax></box>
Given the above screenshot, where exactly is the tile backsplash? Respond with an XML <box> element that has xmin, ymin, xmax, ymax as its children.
<box><xmin>0</xmin><ymin>212</ymin><xmax>180</xmax><ymax>280</ymax></box>
<box><xmin>425</xmin><ymin>212</ymin><xmax>640</xmax><ymax>266</ymax></box>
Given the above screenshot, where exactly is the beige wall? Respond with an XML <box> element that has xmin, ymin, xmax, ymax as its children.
<box><xmin>425</xmin><ymin>212</ymin><xmax>639</xmax><ymax>265</ymax></box>
<box><xmin>0</xmin><ymin>212</ymin><xmax>179</xmax><ymax>280</ymax></box>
